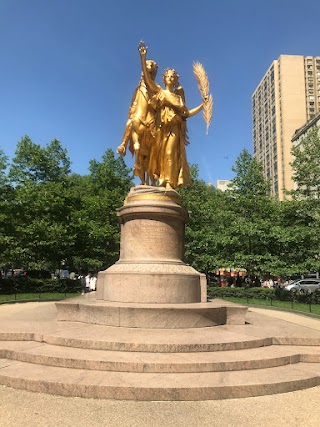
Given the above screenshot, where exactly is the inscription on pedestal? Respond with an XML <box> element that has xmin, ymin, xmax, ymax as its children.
<box><xmin>120</xmin><ymin>219</ymin><xmax>183</xmax><ymax>261</ymax></box>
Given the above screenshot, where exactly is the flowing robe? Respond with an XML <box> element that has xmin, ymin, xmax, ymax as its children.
<box><xmin>149</xmin><ymin>89</ymin><xmax>191</xmax><ymax>189</ymax></box>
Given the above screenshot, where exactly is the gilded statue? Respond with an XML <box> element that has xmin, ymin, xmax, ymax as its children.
<box><xmin>118</xmin><ymin>42</ymin><xmax>213</xmax><ymax>190</ymax></box>
<box><xmin>117</xmin><ymin>59</ymin><xmax>159</xmax><ymax>185</ymax></box>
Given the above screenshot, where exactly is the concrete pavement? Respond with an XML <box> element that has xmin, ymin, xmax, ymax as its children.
<box><xmin>1</xmin><ymin>381</ymin><xmax>320</xmax><ymax>427</ymax></box>
<box><xmin>0</xmin><ymin>303</ymin><xmax>320</xmax><ymax>426</ymax></box>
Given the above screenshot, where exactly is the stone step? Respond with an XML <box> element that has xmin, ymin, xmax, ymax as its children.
<box><xmin>1</xmin><ymin>341</ymin><xmax>320</xmax><ymax>373</ymax></box>
<box><xmin>2</xmin><ymin>327</ymin><xmax>320</xmax><ymax>353</ymax></box>
<box><xmin>0</xmin><ymin>359</ymin><xmax>320</xmax><ymax>400</ymax></box>
<box><xmin>40</xmin><ymin>327</ymin><xmax>273</xmax><ymax>353</ymax></box>
<box><xmin>55</xmin><ymin>297</ymin><xmax>248</xmax><ymax>328</ymax></box>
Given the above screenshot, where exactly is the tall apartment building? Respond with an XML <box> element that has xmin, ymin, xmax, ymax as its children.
<box><xmin>252</xmin><ymin>55</ymin><xmax>320</xmax><ymax>200</ymax></box>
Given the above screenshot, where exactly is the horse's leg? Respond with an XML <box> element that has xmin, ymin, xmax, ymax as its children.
<box><xmin>131</xmin><ymin>119</ymin><xmax>142</xmax><ymax>179</ymax></box>
<box><xmin>117</xmin><ymin>119</ymin><xmax>132</xmax><ymax>156</ymax></box>
<box><xmin>139</xmin><ymin>154</ymin><xmax>148</xmax><ymax>185</ymax></box>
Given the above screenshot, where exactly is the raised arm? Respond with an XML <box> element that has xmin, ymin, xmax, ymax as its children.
<box><xmin>138</xmin><ymin>42</ymin><xmax>159</xmax><ymax>93</ymax></box>
<box><xmin>188</xmin><ymin>103</ymin><xmax>204</xmax><ymax>117</ymax></box>
<box><xmin>188</xmin><ymin>95</ymin><xmax>209</xmax><ymax>117</ymax></box>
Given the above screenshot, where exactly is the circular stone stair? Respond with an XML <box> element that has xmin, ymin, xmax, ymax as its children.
<box><xmin>0</xmin><ymin>323</ymin><xmax>320</xmax><ymax>401</ymax></box>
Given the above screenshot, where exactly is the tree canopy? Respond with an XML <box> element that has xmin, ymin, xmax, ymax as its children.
<box><xmin>1</xmin><ymin>137</ymin><xmax>133</xmax><ymax>272</ymax></box>
<box><xmin>9</xmin><ymin>136</ymin><xmax>71</xmax><ymax>185</ymax></box>
<box><xmin>229</xmin><ymin>148</ymin><xmax>271</xmax><ymax>198</ymax></box>
<box><xmin>1</xmin><ymin>137</ymin><xmax>319</xmax><ymax>279</ymax></box>
<box><xmin>291</xmin><ymin>126</ymin><xmax>320</xmax><ymax>199</ymax></box>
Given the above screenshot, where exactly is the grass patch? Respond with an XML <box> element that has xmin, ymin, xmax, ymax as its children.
<box><xmin>218</xmin><ymin>296</ymin><xmax>320</xmax><ymax>316</ymax></box>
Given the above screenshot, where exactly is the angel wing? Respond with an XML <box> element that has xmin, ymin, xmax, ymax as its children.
<box><xmin>174</xmin><ymin>86</ymin><xmax>186</xmax><ymax>105</ymax></box>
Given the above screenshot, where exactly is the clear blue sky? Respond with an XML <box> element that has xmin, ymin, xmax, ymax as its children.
<box><xmin>1</xmin><ymin>0</ymin><xmax>320</xmax><ymax>185</ymax></box>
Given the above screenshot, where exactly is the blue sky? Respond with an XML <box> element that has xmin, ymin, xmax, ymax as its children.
<box><xmin>1</xmin><ymin>0</ymin><xmax>320</xmax><ymax>185</ymax></box>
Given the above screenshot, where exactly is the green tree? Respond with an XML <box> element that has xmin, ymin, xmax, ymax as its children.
<box><xmin>8</xmin><ymin>136</ymin><xmax>74</xmax><ymax>270</ymax></box>
<box><xmin>291</xmin><ymin>126</ymin><xmax>320</xmax><ymax>198</ymax></box>
<box><xmin>179</xmin><ymin>165</ymin><xmax>232</xmax><ymax>276</ymax></box>
<box><xmin>225</xmin><ymin>150</ymin><xmax>277</xmax><ymax>276</ymax></box>
<box><xmin>274</xmin><ymin>199</ymin><xmax>320</xmax><ymax>276</ymax></box>
<box><xmin>179</xmin><ymin>160</ymin><xmax>278</xmax><ymax>278</ymax></box>
<box><xmin>9</xmin><ymin>136</ymin><xmax>71</xmax><ymax>185</ymax></box>
<box><xmin>70</xmin><ymin>149</ymin><xmax>133</xmax><ymax>272</ymax></box>
<box><xmin>0</xmin><ymin>147</ymin><xmax>15</xmax><ymax>267</ymax></box>
<box><xmin>0</xmin><ymin>147</ymin><xmax>8</xmax><ymax>187</ymax></box>
<box><xmin>226</xmin><ymin>193</ymin><xmax>280</xmax><ymax>276</ymax></box>
<box><xmin>230</xmin><ymin>149</ymin><xmax>270</xmax><ymax>197</ymax></box>
<box><xmin>11</xmin><ymin>181</ymin><xmax>76</xmax><ymax>270</ymax></box>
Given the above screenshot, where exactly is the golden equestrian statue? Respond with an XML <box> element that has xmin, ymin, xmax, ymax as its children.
<box><xmin>118</xmin><ymin>41</ymin><xmax>213</xmax><ymax>189</ymax></box>
<box><xmin>117</xmin><ymin>59</ymin><xmax>159</xmax><ymax>185</ymax></box>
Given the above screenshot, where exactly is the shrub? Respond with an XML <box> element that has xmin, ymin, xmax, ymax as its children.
<box><xmin>208</xmin><ymin>286</ymin><xmax>275</xmax><ymax>300</ymax></box>
<box><xmin>0</xmin><ymin>278</ymin><xmax>81</xmax><ymax>295</ymax></box>
<box><xmin>207</xmin><ymin>286</ymin><xmax>320</xmax><ymax>305</ymax></box>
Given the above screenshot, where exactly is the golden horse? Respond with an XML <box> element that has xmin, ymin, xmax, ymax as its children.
<box><xmin>117</xmin><ymin>60</ymin><xmax>158</xmax><ymax>185</ymax></box>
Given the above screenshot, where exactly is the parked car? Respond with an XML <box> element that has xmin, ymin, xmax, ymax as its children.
<box><xmin>284</xmin><ymin>278</ymin><xmax>320</xmax><ymax>294</ymax></box>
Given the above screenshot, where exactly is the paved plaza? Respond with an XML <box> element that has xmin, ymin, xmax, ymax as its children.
<box><xmin>1</xmin><ymin>382</ymin><xmax>320</xmax><ymax>427</ymax></box>
<box><xmin>0</xmin><ymin>302</ymin><xmax>320</xmax><ymax>426</ymax></box>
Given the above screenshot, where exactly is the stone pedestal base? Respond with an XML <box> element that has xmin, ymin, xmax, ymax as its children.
<box><xmin>96</xmin><ymin>186</ymin><xmax>203</xmax><ymax>305</ymax></box>
<box><xmin>96</xmin><ymin>262</ymin><xmax>201</xmax><ymax>304</ymax></box>
<box><xmin>56</xmin><ymin>296</ymin><xmax>248</xmax><ymax>328</ymax></box>
<box><xmin>56</xmin><ymin>186</ymin><xmax>248</xmax><ymax>328</ymax></box>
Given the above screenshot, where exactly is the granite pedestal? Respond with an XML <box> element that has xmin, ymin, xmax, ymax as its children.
<box><xmin>56</xmin><ymin>186</ymin><xmax>248</xmax><ymax>327</ymax></box>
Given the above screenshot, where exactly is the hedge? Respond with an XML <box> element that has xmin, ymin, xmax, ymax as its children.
<box><xmin>208</xmin><ymin>286</ymin><xmax>320</xmax><ymax>305</ymax></box>
<box><xmin>0</xmin><ymin>278</ymin><xmax>82</xmax><ymax>295</ymax></box>
<box><xmin>208</xmin><ymin>286</ymin><xmax>275</xmax><ymax>300</ymax></box>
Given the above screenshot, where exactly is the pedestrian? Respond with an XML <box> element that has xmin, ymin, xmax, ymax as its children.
<box><xmin>79</xmin><ymin>274</ymin><xmax>86</xmax><ymax>295</ymax></box>
<box><xmin>227</xmin><ymin>276</ymin><xmax>234</xmax><ymax>287</ymax></box>
<box><xmin>90</xmin><ymin>274</ymin><xmax>97</xmax><ymax>291</ymax></box>
<box><xmin>235</xmin><ymin>275</ymin><xmax>242</xmax><ymax>287</ymax></box>
<box><xmin>263</xmin><ymin>279</ymin><xmax>270</xmax><ymax>288</ymax></box>
<box><xmin>85</xmin><ymin>273</ymin><xmax>91</xmax><ymax>291</ymax></box>
<box><xmin>253</xmin><ymin>276</ymin><xmax>261</xmax><ymax>287</ymax></box>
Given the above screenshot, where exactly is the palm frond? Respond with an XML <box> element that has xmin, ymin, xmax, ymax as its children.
<box><xmin>193</xmin><ymin>62</ymin><xmax>213</xmax><ymax>135</ymax></box>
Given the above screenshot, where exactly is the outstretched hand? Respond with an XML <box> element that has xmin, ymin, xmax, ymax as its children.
<box><xmin>117</xmin><ymin>145</ymin><xmax>126</xmax><ymax>157</ymax></box>
<box><xmin>138</xmin><ymin>40</ymin><xmax>147</xmax><ymax>56</ymax></box>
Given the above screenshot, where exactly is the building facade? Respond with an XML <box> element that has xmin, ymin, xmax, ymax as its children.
<box><xmin>216</xmin><ymin>180</ymin><xmax>232</xmax><ymax>192</ymax></box>
<box><xmin>252</xmin><ymin>55</ymin><xmax>320</xmax><ymax>200</ymax></box>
